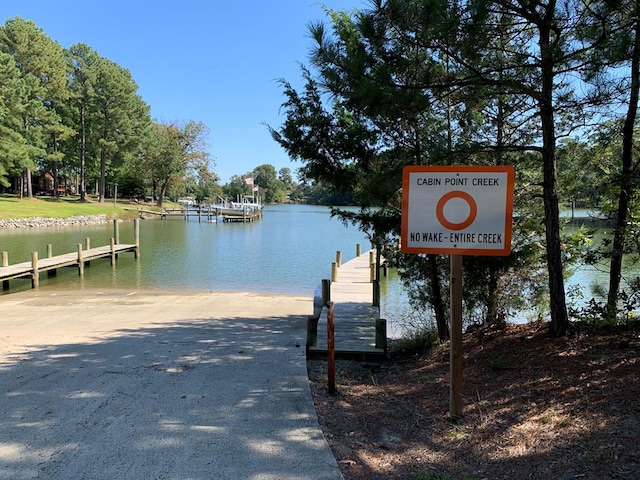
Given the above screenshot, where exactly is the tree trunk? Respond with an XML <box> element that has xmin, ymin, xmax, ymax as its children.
<box><xmin>156</xmin><ymin>180</ymin><xmax>169</xmax><ymax>208</ymax></box>
<box><xmin>24</xmin><ymin>168</ymin><xmax>33</xmax><ymax>199</ymax></box>
<box><xmin>52</xmin><ymin>131</ymin><xmax>59</xmax><ymax>198</ymax></box>
<box><xmin>99</xmin><ymin>141</ymin><xmax>107</xmax><ymax>203</ymax></box>
<box><xmin>79</xmin><ymin>105</ymin><xmax>87</xmax><ymax>201</ymax></box>
<box><xmin>539</xmin><ymin>20</ymin><xmax>569</xmax><ymax>337</ymax></box>
<box><xmin>428</xmin><ymin>254</ymin><xmax>449</xmax><ymax>342</ymax></box>
<box><xmin>606</xmin><ymin>12</ymin><xmax>640</xmax><ymax>320</ymax></box>
<box><xmin>485</xmin><ymin>265</ymin><xmax>504</xmax><ymax>327</ymax></box>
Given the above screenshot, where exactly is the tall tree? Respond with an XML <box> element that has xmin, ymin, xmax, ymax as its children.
<box><xmin>66</xmin><ymin>43</ymin><xmax>101</xmax><ymax>201</ymax></box>
<box><xmin>0</xmin><ymin>17</ymin><xmax>69</xmax><ymax>198</ymax></box>
<box><xmin>0</xmin><ymin>51</ymin><xmax>30</xmax><ymax>186</ymax></box>
<box><xmin>92</xmin><ymin>57</ymin><xmax>149</xmax><ymax>202</ymax></box>
<box><xmin>588</xmin><ymin>1</ymin><xmax>640</xmax><ymax>319</ymax></box>
<box><xmin>140</xmin><ymin>120</ymin><xmax>210</xmax><ymax>207</ymax></box>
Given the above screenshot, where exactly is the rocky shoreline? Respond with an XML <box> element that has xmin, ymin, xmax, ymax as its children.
<box><xmin>0</xmin><ymin>214</ymin><xmax>110</xmax><ymax>229</ymax></box>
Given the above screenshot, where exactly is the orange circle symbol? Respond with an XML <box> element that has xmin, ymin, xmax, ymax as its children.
<box><xmin>436</xmin><ymin>191</ymin><xmax>477</xmax><ymax>230</ymax></box>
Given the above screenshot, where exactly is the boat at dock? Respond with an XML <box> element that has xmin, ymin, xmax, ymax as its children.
<box><xmin>211</xmin><ymin>195</ymin><xmax>264</xmax><ymax>223</ymax></box>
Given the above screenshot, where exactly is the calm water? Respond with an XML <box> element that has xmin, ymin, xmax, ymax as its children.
<box><xmin>0</xmin><ymin>204</ymin><xmax>630</xmax><ymax>329</ymax></box>
<box><xmin>0</xmin><ymin>204</ymin><xmax>378</xmax><ymax>294</ymax></box>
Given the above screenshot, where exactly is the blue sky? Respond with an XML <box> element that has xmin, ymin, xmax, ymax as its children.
<box><xmin>0</xmin><ymin>1</ymin><xmax>364</xmax><ymax>184</ymax></box>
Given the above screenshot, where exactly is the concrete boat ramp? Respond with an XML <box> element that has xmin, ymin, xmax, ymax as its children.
<box><xmin>0</xmin><ymin>290</ymin><xmax>343</xmax><ymax>480</ymax></box>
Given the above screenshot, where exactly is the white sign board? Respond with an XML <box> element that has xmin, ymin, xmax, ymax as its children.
<box><xmin>401</xmin><ymin>166</ymin><xmax>515</xmax><ymax>256</ymax></box>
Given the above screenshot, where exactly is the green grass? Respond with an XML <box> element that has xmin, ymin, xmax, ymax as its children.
<box><xmin>0</xmin><ymin>194</ymin><xmax>141</xmax><ymax>220</ymax></box>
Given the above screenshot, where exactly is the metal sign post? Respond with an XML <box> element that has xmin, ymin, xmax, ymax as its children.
<box><xmin>401</xmin><ymin>165</ymin><xmax>515</xmax><ymax>418</ymax></box>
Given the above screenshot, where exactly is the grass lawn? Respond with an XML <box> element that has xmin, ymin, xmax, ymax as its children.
<box><xmin>0</xmin><ymin>194</ymin><xmax>147</xmax><ymax>220</ymax></box>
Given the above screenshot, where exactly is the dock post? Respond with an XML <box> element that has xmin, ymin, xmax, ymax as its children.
<box><xmin>306</xmin><ymin>316</ymin><xmax>319</xmax><ymax>349</ymax></box>
<box><xmin>113</xmin><ymin>219</ymin><xmax>120</xmax><ymax>244</ymax></box>
<box><xmin>370</xmin><ymin>251</ymin><xmax>376</xmax><ymax>282</ymax></box>
<box><xmin>327</xmin><ymin>302</ymin><xmax>336</xmax><ymax>394</ymax></box>
<box><xmin>375</xmin><ymin>318</ymin><xmax>387</xmax><ymax>352</ymax></box>
<box><xmin>31</xmin><ymin>252</ymin><xmax>39</xmax><ymax>288</ymax></box>
<box><xmin>331</xmin><ymin>262</ymin><xmax>338</xmax><ymax>282</ymax></box>
<box><xmin>356</xmin><ymin>243</ymin><xmax>361</xmax><ymax>257</ymax></box>
<box><xmin>85</xmin><ymin>238</ymin><xmax>91</xmax><ymax>267</ymax></box>
<box><xmin>113</xmin><ymin>220</ymin><xmax>120</xmax><ymax>259</ymax></box>
<box><xmin>46</xmin><ymin>244</ymin><xmax>57</xmax><ymax>278</ymax></box>
<box><xmin>373</xmin><ymin>279</ymin><xmax>380</xmax><ymax>307</ymax></box>
<box><xmin>2</xmin><ymin>251</ymin><xmax>8</xmax><ymax>290</ymax></box>
<box><xmin>134</xmin><ymin>218</ymin><xmax>140</xmax><ymax>258</ymax></box>
<box><xmin>77</xmin><ymin>244</ymin><xmax>84</xmax><ymax>276</ymax></box>
<box><xmin>321</xmin><ymin>278</ymin><xmax>331</xmax><ymax>305</ymax></box>
<box><xmin>336</xmin><ymin>250</ymin><xmax>342</xmax><ymax>268</ymax></box>
<box><xmin>110</xmin><ymin>238</ymin><xmax>116</xmax><ymax>265</ymax></box>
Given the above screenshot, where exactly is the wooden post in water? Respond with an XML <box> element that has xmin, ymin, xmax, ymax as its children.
<box><xmin>113</xmin><ymin>220</ymin><xmax>120</xmax><ymax>259</ymax></box>
<box><xmin>110</xmin><ymin>238</ymin><xmax>116</xmax><ymax>265</ymax></box>
<box><xmin>46</xmin><ymin>244</ymin><xmax>57</xmax><ymax>277</ymax></box>
<box><xmin>2</xmin><ymin>251</ymin><xmax>9</xmax><ymax>290</ymax></box>
<box><xmin>336</xmin><ymin>250</ymin><xmax>342</xmax><ymax>268</ymax></box>
<box><xmin>134</xmin><ymin>218</ymin><xmax>140</xmax><ymax>258</ymax></box>
<box><xmin>85</xmin><ymin>237</ymin><xmax>91</xmax><ymax>267</ymax></box>
<box><xmin>327</xmin><ymin>301</ymin><xmax>336</xmax><ymax>394</ymax></box>
<box><xmin>356</xmin><ymin>243</ymin><xmax>361</xmax><ymax>257</ymax></box>
<box><xmin>331</xmin><ymin>262</ymin><xmax>338</xmax><ymax>282</ymax></box>
<box><xmin>113</xmin><ymin>219</ymin><xmax>120</xmax><ymax>245</ymax></box>
<box><xmin>31</xmin><ymin>252</ymin><xmax>39</xmax><ymax>288</ymax></box>
<box><xmin>77</xmin><ymin>244</ymin><xmax>84</xmax><ymax>277</ymax></box>
<box><xmin>450</xmin><ymin>254</ymin><xmax>463</xmax><ymax>418</ymax></box>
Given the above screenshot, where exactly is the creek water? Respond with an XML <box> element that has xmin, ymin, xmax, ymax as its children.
<box><xmin>0</xmin><ymin>204</ymin><xmax>630</xmax><ymax>331</ymax></box>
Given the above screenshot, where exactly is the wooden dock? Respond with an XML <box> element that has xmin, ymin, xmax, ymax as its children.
<box><xmin>124</xmin><ymin>205</ymin><xmax>262</xmax><ymax>223</ymax></box>
<box><xmin>1</xmin><ymin>219</ymin><xmax>139</xmax><ymax>291</ymax></box>
<box><xmin>307</xmin><ymin>247</ymin><xmax>387</xmax><ymax>360</ymax></box>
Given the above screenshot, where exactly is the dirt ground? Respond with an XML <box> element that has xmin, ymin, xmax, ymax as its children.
<box><xmin>307</xmin><ymin>323</ymin><xmax>640</xmax><ymax>480</ymax></box>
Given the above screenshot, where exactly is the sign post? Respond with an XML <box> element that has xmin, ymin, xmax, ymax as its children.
<box><xmin>401</xmin><ymin>165</ymin><xmax>515</xmax><ymax>418</ymax></box>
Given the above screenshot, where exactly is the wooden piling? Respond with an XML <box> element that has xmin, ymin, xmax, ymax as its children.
<box><xmin>113</xmin><ymin>219</ymin><xmax>120</xmax><ymax>244</ymax></box>
<box><xmin>375</xmin><ymin>318</ymin><xmax>387</xmax><ymax>351</ymax></box>
<box><xmin>373</xmin><ymin>279</ymin><xmax>380</xmax><ymax>308</ymax></box>
<box><xmin>2</xmin><ymin>251</ymin><xmax>8</xmax><ymax>290</ymax></box>
<box><xmin>77</xmin><ymin>244</ymin><xmax>84</xmax><ymax>277</ymax></box>
<box><xmin>31</xmin><ymin>252</ymin><xmax>39</xmax><ymax>288</ymax></box>
<box><xmin>134</xmin><ymin>218</ymin><xmax>140</xmax><ymax>258</ymax></box>
<box><xmin>307</xmin><ymin>316</ymin><xmax>319</xmax><ymax>349</ymax></box>
<box><xmin>331</xmin><ymin>262</ymin><xmax>338</xmax><ymax>282</ymax></box>
<box><xmin>327</xmin><ymin>301</ymin><xmax>336</xmax><ymax>394</ymax></box>
<box><xmin>110</xmin><ymin>238</ymin><xmax>116</xmax><ymax>265</ymax></box>
<box><xmin>356</xmin><ymin>243</ymin><xmax>361</xmax><ymax>257</ymax></box>
<box><xmin>321</xmin><ymin>278</ymin><xmax>331</xmax><ymax>305</ymax></box>
<box><xmin>46</xmin><ymin>245</ymin><xmax>57</xmax><ymax>277</ymax></box>
<box><xmin>336</xmin><ymin>250</ymin><xmax>342</xmax><ymax>268</ymax></box>
<box><xmin>85</xmin><ymin>238</ymin><xmax>91</xmax><ymax>267</ymax></box>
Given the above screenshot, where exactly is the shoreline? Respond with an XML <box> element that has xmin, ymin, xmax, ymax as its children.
<box><xmin>0</xmin><ymin>214</ymin><xmax>111</xmax><ymax>229</ymax></box>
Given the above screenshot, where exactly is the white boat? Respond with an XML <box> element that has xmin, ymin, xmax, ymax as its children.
<box><xmin>213</xmin><ymin>195</ymin><xmax>263</xmax><ymax>222</ymax></box>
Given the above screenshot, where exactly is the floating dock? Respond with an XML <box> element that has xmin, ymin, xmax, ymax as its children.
<box><xmin>1</xmin><ymin>219</ymin><xmax>139</xmax><ymax>291</ymax></box>
<box><xmin>307</xmin><ymin>246</ymin><xmax>386</xmax><ymax>360</ymax></box>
